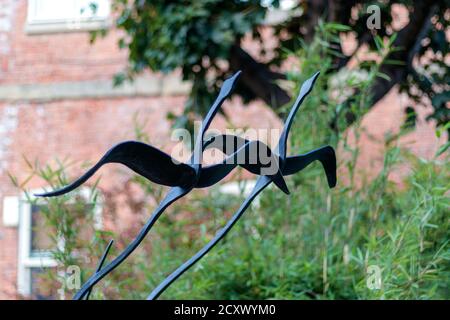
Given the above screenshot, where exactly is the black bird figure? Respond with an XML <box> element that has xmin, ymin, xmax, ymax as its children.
<box><xmin>37</xmin><ymin>71</ymin><xmax>254</xmax><ymax>300</ymax></box>
<box><xmin>198</xmin><ymin>133</ymin><xmax>336</xmax><ymax>189</ymax></box>
<box><xmin>147</xmin><ymin>71</ymin><xmax>337</xmax><ymax>300</ymax></box>
<box><xmin>35</xmin><ymin>72</ymin><xmax>250</xmax><ymax>199</ymax></box>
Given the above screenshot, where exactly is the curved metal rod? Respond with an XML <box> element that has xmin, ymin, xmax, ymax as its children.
<box><xmin>192</xmin><ymin>71</ymin><xmax>242</xmax><ymax>168</ymax></box>
<box><xmin>276</xmin><ymin>71</ymin><xmax>320</xmax><ymax>161</ymax></box>
<box><xmin>147</xmin><ymin>175</ymin><xmax>272</xmax><ymax>300</ymax></box>
<box><xmin>74</xmin><ymin>186</ymin><xmax>190</xmax><ymax>300</ymax></box>
<box><xmin>85</xmin><ymin>239</ymin><xmax>114</xmax><ymax>300</ymax></box>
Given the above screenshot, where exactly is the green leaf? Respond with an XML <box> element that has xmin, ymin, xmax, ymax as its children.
<box><xmin>374</xmin><ymin>36</ymin><xmax>384</xmax><ymax>53</ymax></box>
<box><xmin>384</xmin><ymin>59</ymin><xmax>405</xmax><ymax>66</ymax></box>
<box><xmin>376</xmin><ymin>72</ymin><xmax>391</xmax><ymax>82</ymax></box>
<box><xmin>325</xmin><ymin>23</ymin><xmax>352</xmax><ymax>32</ymax></box>
<box><xmin>435</xmin><ymin>141</ymin><xmax>449</xmax><ymax>157</ymax></box>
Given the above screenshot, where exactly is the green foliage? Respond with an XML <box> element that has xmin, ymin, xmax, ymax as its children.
<box><xmin>146</xmin><ymin>23</ymin><xmax>449</xmax><ymax>300</ymax></box>
<box><xmin>93</xmin><ymin>1</ymin><xmax>449</xmax><ymax>135</ymax></box>
<box><xmin>11</xmin><ymin>159</ymin><xmax>112</xmax><ymax>299</ymax></box>
<box><xmin>106</xmin><ymin>0</ymin><xmax>268</xmax><ymax>129</ymax></box>
<box><xmin>19</xmin><ymin>22</ymin><xmax>449</xmax><ymax>300</ymax></box>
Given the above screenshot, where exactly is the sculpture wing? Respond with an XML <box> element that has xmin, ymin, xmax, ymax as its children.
<box><xmin>197</xmin><ymin>135</ymin><xmax>271</xmax><ymax>187</ymax></box>
<box><xmin>198</xmin><ymin>134</ymin><xmax>289</xmax><ymax>194</ymax></box>
<box><xmin>195</xmin><ymin>162</ymin><xmax>237</xmax><ymax>188</ymax></box>
<box><xmin>202</xmin><ymin>134</ymin><xmax>265</xmax><ymax>174</ymax></box>
<box><xmin>196</xmin><ymin>134</ymin><xmax>247</xmax><ymax>188</ymax></box>
<box><xmin>283</xmin><ymin>145</ymin><xmax>337</xmax><ymax>188</ymax></box>
<box><xmin>204</xmin><ymin>134</ymin><xmax>285</xmax><ymax>175</ymax></box>
<box><xmin>36</xmin><ymin>141</ymin><xmax>195</xmax><ymax>197</ymax></box>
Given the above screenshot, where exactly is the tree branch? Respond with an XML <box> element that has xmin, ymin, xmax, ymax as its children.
<box><xmin>342</xmin><ymin>0</ymin><xmax>437</xmax><ymax>126</ymax></box>
<box><xmin>371</xmin><ymin>1</ymin><xmax>436</xmax><ymax>105</ymax></box>
<box><xmin>229</xmin><ymin>45</ymin><xmax>291</xmax><ymax>109</ymax></box>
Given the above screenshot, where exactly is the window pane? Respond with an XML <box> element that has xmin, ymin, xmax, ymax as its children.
<box><xmin>31</xmin><ymin>204</ymin><xmax>54</xmax><ymax>255</ymax></box>
<box><xmin>28</xmin><ymin>0</ymin><xmax>110</xmax><ymax>23</ymax></box>
<box><xmin>78</xmin><ymin>0</ymin><xmax>110</xmax><ymax>19</ymax></box>
<box><xmin>30</xmin><ymin>202</ymin><xmax>96</xmax><ymax>256</ymax></box>
<box><xmin>30</xmin><ymin>0</ymin><xmax>78</xmax><ymax>22</ymax></box>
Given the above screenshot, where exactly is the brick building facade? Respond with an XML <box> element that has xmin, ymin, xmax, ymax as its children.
<box><xmin>0</xmin><ymin>1</ymin><xmax>444</xmax><ymax>299</ymax></box>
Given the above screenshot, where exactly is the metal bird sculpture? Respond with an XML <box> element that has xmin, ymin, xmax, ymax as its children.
<box><xmin>36</xmin><ymin>70</ymin><xmax>337</xmax><ymax>300</ymax></box>
<box><xmin>37</xmin><ymin>71</ymin><xmax>255</xmax><ymax>300</ymax></box>
<box><xmin>147</xmin><ymin>71</ymin><xmax>337</xmax><ymax>300</ymax></box>
<box><xmin>198</xmin><ymin>134</ymin><xmax>336</xmax><ymax>189</ymax></box>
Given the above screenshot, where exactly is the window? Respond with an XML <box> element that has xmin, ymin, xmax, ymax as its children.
<box><xmin>17</xmin><ymin>187</ymin><xmax>102</xmax><ymax>298</ymax></box>
<box><xmin>26</xmin><ymin>0</ymin><xmax>111</xmax><ymax>34</ymax></box>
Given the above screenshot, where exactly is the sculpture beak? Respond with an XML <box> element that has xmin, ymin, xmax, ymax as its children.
<box><xmin>219</xmin><ymin>70</ymin><xmax>242</xmax><ymax>99</ymax></box>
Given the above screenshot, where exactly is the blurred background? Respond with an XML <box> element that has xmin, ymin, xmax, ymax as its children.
<box><xmin>0</xmin><ymin>0</ymin><xmax>448</xmax><ymax>299</ymax></box>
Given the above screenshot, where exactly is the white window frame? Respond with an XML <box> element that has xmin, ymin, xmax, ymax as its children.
<box><xmin>218</xmin><ymin>179</ymin><xmax>263</xmax><ymax>208</ymax></box>
<box><xmin>17</xmin><ymin>187</ymin><xmax>102</xmax><ymax>297</ymax></box>
<box><xmin>25</xmin><ymin>0</ymin><xmax>111</xmax><ymax>34</ymax></box>
<box><xmin>219</xmin><ymin>180</ymin><xmax>257</xmax><ymax>197</ymax></box>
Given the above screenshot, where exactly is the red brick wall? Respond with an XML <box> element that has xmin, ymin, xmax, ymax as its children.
<box><xmin>0</xmin><ymin>0</ymin><xmax>19</xmax><ymax>300</ymax></box>
<box><xmin>1</xmin><ymin>0</ymin><xmax>126</xmax><ymax>85</ymax></box>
